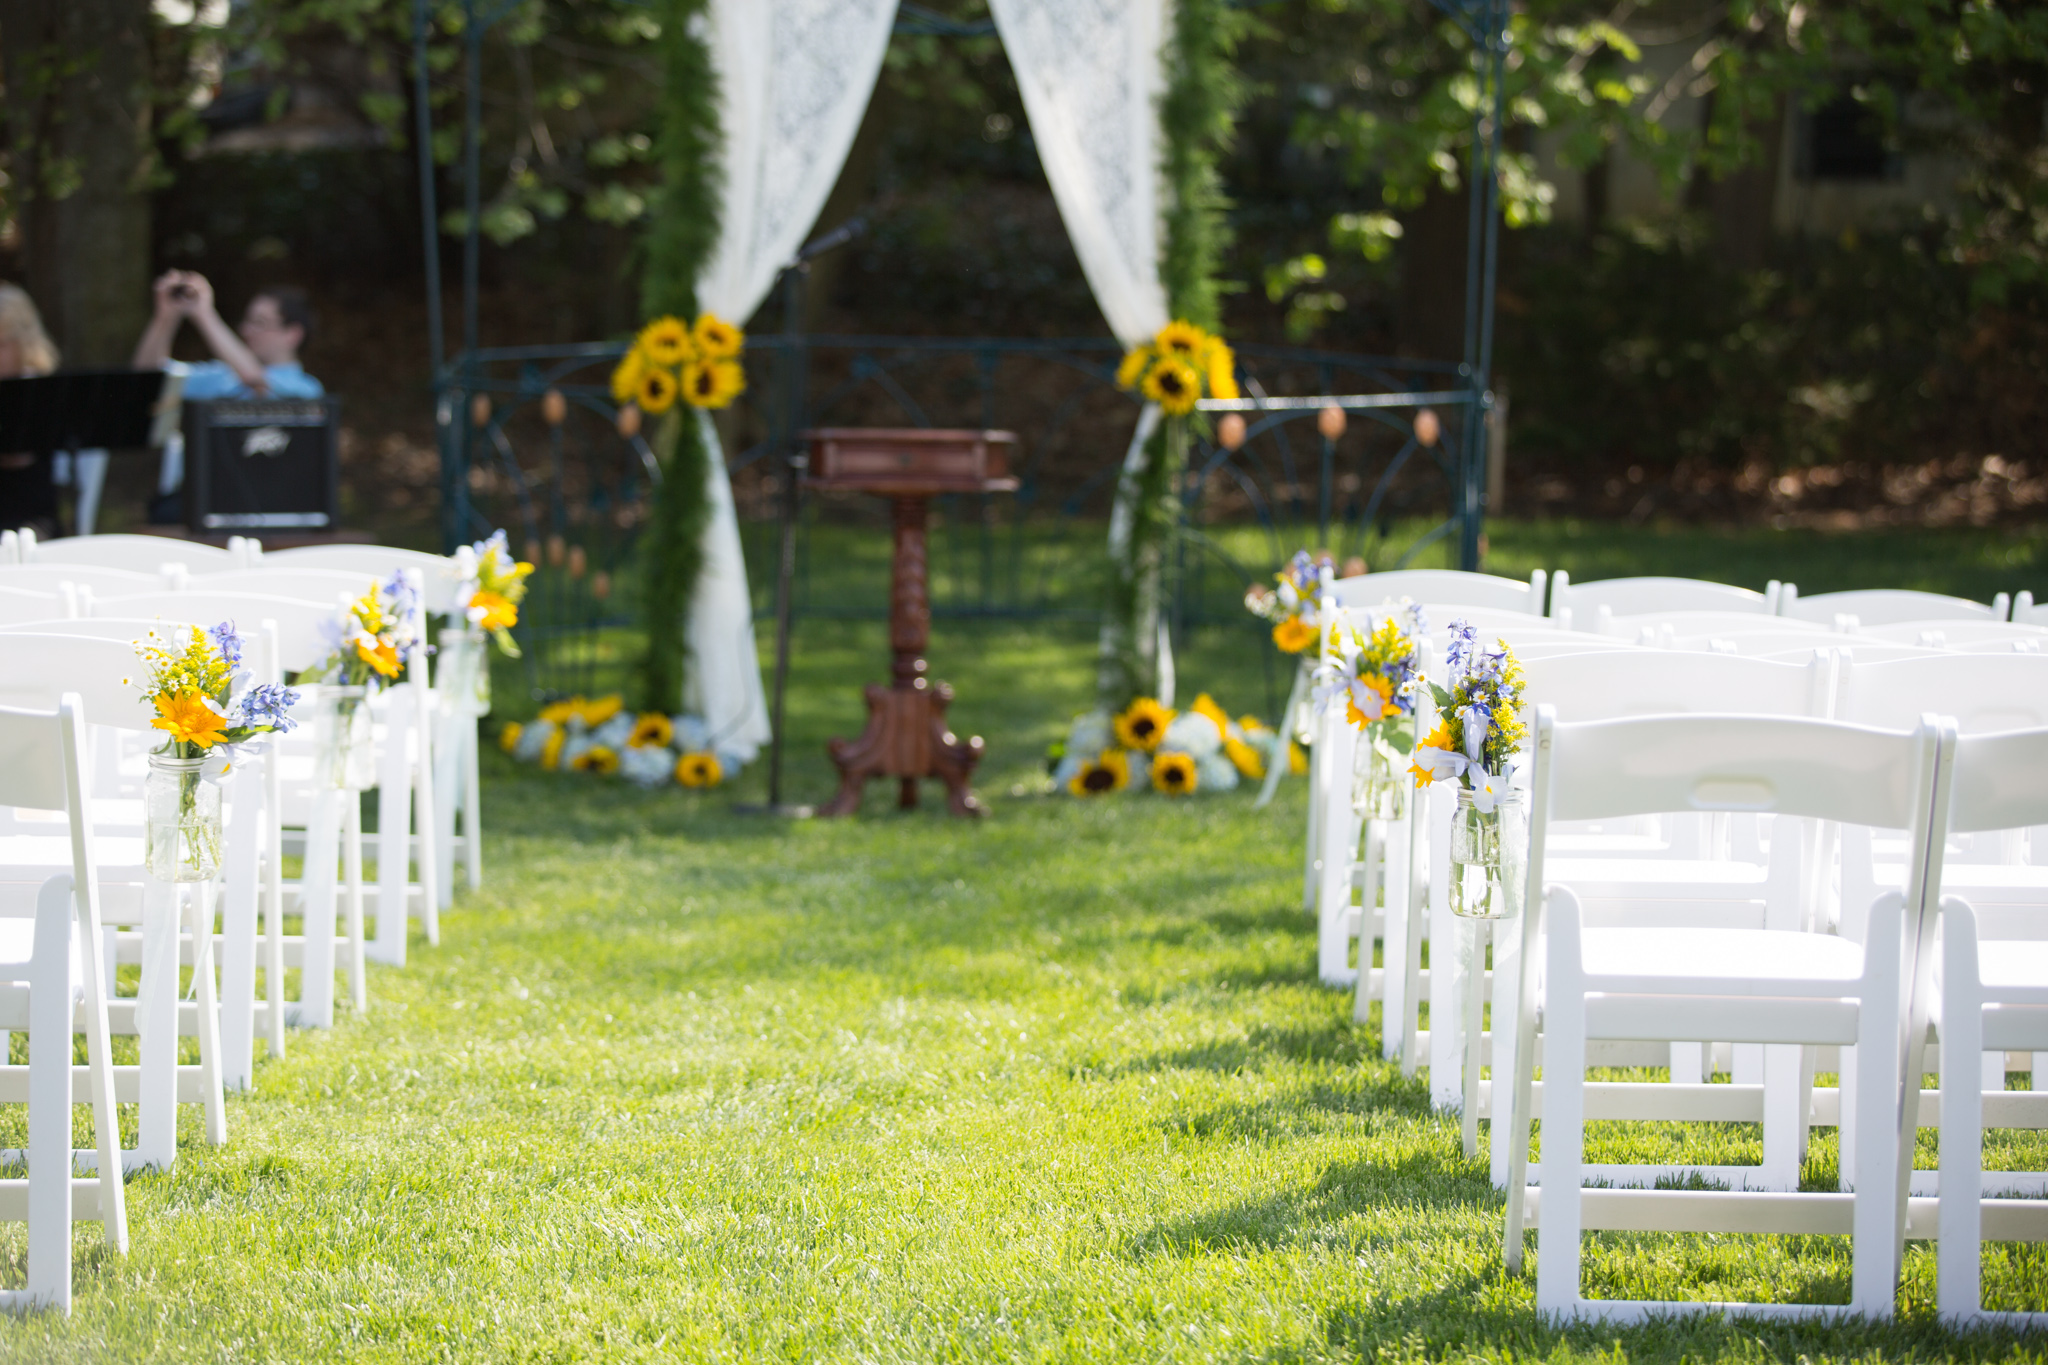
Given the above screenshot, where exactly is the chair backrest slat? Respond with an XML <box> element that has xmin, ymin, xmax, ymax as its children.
<box><xmin>1330</xmin><ymin>568</ymin><xmax>1544</xmax><ymax>615</ymax></box>
<box><xmin>1838</xmin><ymin>653</ymin><xmax>2048</xmax><ymax>734</ymax></box>
<box><xmin>257</xmin><ymin>545</ymin><xmax>469</xmax><ymax>614</ymax></box>
<box><xmin>0</xmin><ymin>702</ymin><xmax>75</xmax><ymax>811</ymax></box>
<box><xmin>1552</xmin><ymin>574</ymin><xmax>1773</xmax><ymax>621</ymax></box>
<box><xmin>91</xmin><ymin>591</ymin><xmax>336</xmax><ymax>676</ymax></box>
<box><xmin>1521</xmin><ymin>649</ymin><xmax>1833</xmax><ymax>723</ymax></box>
<box><xmin>26</xmin><ymin>533</ymin><xmax>236</xmax><ymax>574</ymax></box>
<box><xmin>1785</xmin><ymin>587</ymin><xmax>2008</xmax><ymax>626</ymax></box>
<box><xmin>1948</xmin><ymin>727</ymin><xmax>2048</xmax><ymax>834</ymax></box>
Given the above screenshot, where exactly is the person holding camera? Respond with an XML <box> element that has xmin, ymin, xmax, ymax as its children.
<box><xmin>132</xmin><ymin>271</ymin><xmax>324</xmax><ymax>399</ymax></box>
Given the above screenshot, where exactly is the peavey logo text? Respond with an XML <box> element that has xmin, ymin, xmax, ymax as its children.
<box><xmin>240</xmin><ymin>426</ymin><xmax>291</xmax><ymax>458</ymax></box>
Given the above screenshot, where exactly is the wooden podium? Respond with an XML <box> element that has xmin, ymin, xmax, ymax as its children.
<box><xmin>805</xmin><ymin>428</ymin><xmax>1019</xmax><ymax>817</ymax></box>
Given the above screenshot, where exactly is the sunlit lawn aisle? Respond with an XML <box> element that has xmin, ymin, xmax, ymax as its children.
<box><xmin>0</xmin><ymin>616</ymin><xmax>2042</xmax><ymax>1361</ymax></box>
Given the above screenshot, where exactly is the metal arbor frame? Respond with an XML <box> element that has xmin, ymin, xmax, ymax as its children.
<box><xmin>410</xmin><ymin>0</ymin><xmax>1510</xmax><ymax>575</ymax></box>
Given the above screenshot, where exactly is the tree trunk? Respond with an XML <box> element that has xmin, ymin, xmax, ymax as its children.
<box><xmin>1</xmin><ymin>0</ymin><xmax>154</xmax><ymax>366</ymax></box>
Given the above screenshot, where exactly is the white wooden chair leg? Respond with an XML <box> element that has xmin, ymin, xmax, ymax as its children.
<box><xmin>413</xmin><ymin>683</ymin><xmax>441</xmax><ymax>946</ymax></box>
<box><xmin>72</xmin><ymin>881</ymin><xmax>126</xmax><ymax>1253</ymax></box>
<box><xmin>219</xmin><ymin>763</ymin><xmax>261</xmax><ymax>1091</ymax></box>
<box><xmin>189</xmin><ymin>882</ymin><xmax>226</xmax><ymax>1146</ymax></box>
<box><xmin>27</xmin><ymin>880</ymin><xmax>73</xmax><ymax>1312</ymax></box>
<box><xmin>1462</xmin><ymin>919</ymin><xmax>1485</xmax><ymax>1158</ymax></box>
<box><xmin>135</xmin><ymin>879</ymin><xmax>181</xmax><ymax>1169</ymax></box>
<box><xmin>1535</xmin><ymin>953</ymin><xmax>1586</xmax><ymax>1313</ymax></box>
<box><xmin>463</xmin><ymin>715</ymin><xmax>482</xmax><ymax>889</ymax></box>
<box><xmin>300</xmin><ymin>789</ymin><xmax>341</xmax><ymax>1030</ymax></box>
<box><xmin>344</xmin><ymin>799</ymin><xmax>366</xmax><ymax>1015</ymax></box>
<box><xmin>434</xmin><ymin>716</ymin><xmax>459</xmax><ymax>912</ymax></box>
<box><xmin>264</xmin><ymin>751</ymin><xmax>286</xmax><ymax>1059</ymax></box>
<box><xmin>1938</xmin><ymin>903</ymin><xmax>1986</xmax><ymax>1323</ymax></box>
<box><xmin>371</xmin><ymin>698</ymin><xmax>411</xmax><ymax>967</ymax></box>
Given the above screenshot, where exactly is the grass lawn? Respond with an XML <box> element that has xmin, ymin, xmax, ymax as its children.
<box><xmin>4</xmin><ymin>524</ymin><xmax>2048</xmax><ymax>1360</ymax></box>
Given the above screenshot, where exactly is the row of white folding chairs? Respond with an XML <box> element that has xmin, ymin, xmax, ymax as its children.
<box><xmin>0</xmin><ymin>539</ymin><xmax>485</xmax><ymax>906</ymax></box>
<box><xmin>1498</xmin><ymin>709</ymin><xmax>2048</xmax><ymax>1324</ymax></box>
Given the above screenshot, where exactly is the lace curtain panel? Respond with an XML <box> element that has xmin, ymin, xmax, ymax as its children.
<box><xmin>682</xmin><ymin>0</ymin><xmax>898</xmax><ymax>759</ymax></box>
<box><xmin>986</xmin><ymin>0</ymin><xmax>1170</xmax><ymax>346</ymax></box>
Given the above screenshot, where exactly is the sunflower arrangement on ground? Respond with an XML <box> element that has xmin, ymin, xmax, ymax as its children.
<box><xmin>1050</xmin><ymin>693</ymin><xmax>1277</xmax><ymax>799</ymax></box>
<box><xmin>498</xmin><ymin>694</ymin><xmax>743</xmax><ymax>790</ymax></box>
<box><xmin>1410</xmin><ymin>618</ymin><xmax>1527</xmax><ymax>810</ymax></box>
<box><xmin>609</xmin><ymin>313</ymin><xmax>746</xmax><ymax>418</ymax></box>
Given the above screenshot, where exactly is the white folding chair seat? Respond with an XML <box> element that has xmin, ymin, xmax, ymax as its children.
<box><xmin>1330</xmin><ymin>567</ymin><xmax>1547</xmax><ymax>615</ymax></box>
<box><xmin>1549</xmin><ymin>573</ymin><xmax>1784</xmax><ymax>632</ymax></box>
<box><xmin>14</xmin><ymin>531</ymin><xmax>237</xmax><ymax>576</ymax></box>
<box><xmin>0</xmin><ymin>587</ymin><xmax>69</xmax><ymax>626</ymax></box>
<box><xmin>1785</xmin><ymin>587</ymin><xmax>2011</xmax><ymax>627</ymax></box>
<box><xmin>0</xmin><ymin>697</ymin><xmax>126</xmax><ymax>1312</ymax></box>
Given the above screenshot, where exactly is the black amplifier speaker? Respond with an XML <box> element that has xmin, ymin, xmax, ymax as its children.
<box><xmin>184</xmin><ymin>398</ymin><xmax>341</xmax><ymax>533</ymax></box>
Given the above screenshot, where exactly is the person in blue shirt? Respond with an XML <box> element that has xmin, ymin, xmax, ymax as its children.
<box><xmin>131</xmin><ymin>271</ymin><xmax>324</xmax><ymax>399</ymax></box>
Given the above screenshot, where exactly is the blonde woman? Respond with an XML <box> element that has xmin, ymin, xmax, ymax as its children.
<box><xmin>0</xmin><ymin>283</ymin><xmax>61</xmax><ymax>536</ymax></box>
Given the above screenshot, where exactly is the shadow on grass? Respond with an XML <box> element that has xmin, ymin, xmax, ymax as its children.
<box><xmin>1107</xmin><ymin>1020</ymin><xmax>1385</xmax><ymax>1077</ymax></box>
<box><xmin>1162</xmin><ymin>1074</ymin><xmax>1437</xmax><ymax>1142</ymax></box>
<box><xmin>1127</xmin><ymin>1150</ymin><xmax>1495</xmax><ymax>1260</ymax></box>
<box><xmin>1315</xmin><ymin>1276</ymin><xmax>2048</xmax><ymax>1365</ymax></box>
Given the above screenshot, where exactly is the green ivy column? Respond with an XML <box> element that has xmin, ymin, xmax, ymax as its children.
<box><xmin>637</xmin><ymin>0</ymin><xmax>722</xmax><ymax>714</ymax></box>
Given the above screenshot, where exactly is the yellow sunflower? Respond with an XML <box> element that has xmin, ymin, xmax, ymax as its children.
<box><xmin>609</xmin><ymin>347</ymin><xmax>646</xmax><ymax>405</ymax></box>
<box><xmin>1115</xmin><ymin>344</ymin><xmax>1156</xmax><ymax>390</ymax></box>
<box><xmin>675</xmin><ymin>751</ymin><xmax>723</xmax><ymax>788</ymax></box>
<box><xmin>542</xmin><ymin>728</ymin><xmax>566</xmax><ymax>770</ymax></box>
<box><xmin>636</xmin><ymin>316</ymin><xmax>695</xmax><ymax>368</ymax></box>
<box><xmin>1150</xmin><ymin>751</ymin><xmax>1198</xmax><ymax>797</ymax></box>
<box><xmin>570</xmin><ymin>745</ymin><xmax>620</xmax><ymax>775</ymax></box>
<box><xmin>498</xmin><ymin>722</ymin><xmax>524</xmax><ymax>753</ymax></box>
<box><xmin>1141</xmin><ymin>357</ymin><xmax>1202</xmax><ymax>416</ymax></box>
<box><xmin>681</xmin><ymin>359</ymin><xmax>746</xmax><ymax>410</ymax></box>
<box><xmin>1066</xmin><ymin>749</ymin><xmax>1130</xmax><ymax>797</ymax></box>
<box><xmin>1190</xmin><ymin>692</ymin><xmax>1230</xmax><ymax>735</ymax></box>
<box><xmin>638</xmin><ymin>366</ymin><xmax>680</xmax><ymax>416</ymax></box>
<box><xmin>1154</xmin><ymin>319</ymin><xmax>1207</xmax><ymax>358</ymax></box>
<box><xmin>1346</xmin><ymin>673</ymin><xmax>1397</xmax><ymax>728</ymax></box>
<box><xmin>468</xmin><ymin>589</ymin><xmax>518</xmax><ymax>632</ymax></box>
<box><xmin>1205</xmin><ymin>343</ymin><xmax>1240</xmax><ymax>402</ymax></box>
<box><xmin>1272</xmin><ymin>616</ymin><xmax>1319</xmax><ymax>654</ymax></box>
<box><xmin>539</xmin><ymin>697</ymin><xmax>580</xmax><ymax>725</ymax></box>
<box><xmin>628</xmin><ymin>713</ymin><xmax>675</xmax><ymax>749</ymax></box>
<box><xmin>1114</xmin><ymin>698</ymin><xmax>1174</xmax><ymax>752</ymax></box>
<box><xmin>1223</xmin><ymin>735</ymin><xmax>1266</xmax><ymax>781</ymax></box>
<box><xmin>691</xmin><ymin>313</ymin><xmax>743</xmax><ymax>360</ymax></box>
<box><xmin>580</xmin><ymin>694</ymin><xmax>625</xmax><ymax>727</ymax></box>
<box><xmin>150</xmin><ymin>690</ymin><xmax>228</xmax><ymax>748</ymax></box>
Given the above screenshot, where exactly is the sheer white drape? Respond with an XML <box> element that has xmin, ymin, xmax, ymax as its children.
<box><xmin>686</xmin><ymin>0</ymin><xmax>898</xmax><ymax>759</ymax></box>
<box><xmin>986</xmin><ymin>0</ymin><xmax>1171</xmax><ymax>347</ymax></box>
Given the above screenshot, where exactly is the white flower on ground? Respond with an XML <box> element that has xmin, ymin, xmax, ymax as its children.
<box><xmin>618</xmin><ymin>744</ymin><xmax>674</xmax><ymax>788</ymax></box>
<box><xmin>1195</xmin><ymin>751</ymin><xmax>1240</xmax><ymax>792</ymax></box>
<box><xmin>1161</xmin><ymin>710</ymin><xmax>1223</xmax><ymax>758</ymax></box>
<box><xmin>593</xmin><ymin>713</ymin><xmax>637</xmax><ymax>749</ymax></box>
<box><xmin>513</xmin><ymin>719</ymin><xmax>556</xmax><ymax>763</ymax></box>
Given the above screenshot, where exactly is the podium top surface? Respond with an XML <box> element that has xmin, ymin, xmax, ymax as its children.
<box><xmin>802</xmin><ymin>427</ymin><xmax>1020</xmax><ymax>496</ymax></box>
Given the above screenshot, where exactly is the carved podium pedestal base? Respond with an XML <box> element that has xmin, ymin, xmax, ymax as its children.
<box><xmin>819</xmin><ymin>677</ymin><xmax>986</xmax><ymax>818</ymax></box>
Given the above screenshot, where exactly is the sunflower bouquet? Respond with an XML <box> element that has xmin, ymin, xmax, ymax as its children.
<box><xmin>610</xmin><ymin>313</ymin><xmax>746</xmax><ymax>417</ymax></box>
<box><xmin>463</xmin><ymin>530</ymin><xmax>533</xmax><ymax>657</ymax></box>
<box><xmin>131</xmin><ymin>622</ymin><xmax>300</xmax><ymax>880</ymax></box>
<box><xmin>1051</xmin><ymin>693</ymin><xmax>1271</xmax><ymax>800</ymax></box>
<box><xmin>301</xmin><ymin>575</ymin><xmax>423</xmax><ymax>693</ymax></box>
<box><xmin>1317</xmin><ymin>602</ymin><xmax>1427</xmax><ymax>820</ymax></box>
<box><xmin>1410</xmin><ymin>620</ymin><xmax>1529</xmax><ymax>920</ymax></box>
<box><xmin>499</xmin><ymin>695</ymin><xmax>738</xmax><ymax>790</ymax></box>
<box><xmin>1115</xmin><ymin>319</ymin><xmax>1239</xmax><ymax>416</ymax></box>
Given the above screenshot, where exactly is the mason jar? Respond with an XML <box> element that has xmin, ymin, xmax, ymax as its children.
<box><xmin>315</xmin><ymin>685</ymin><xmax>376</xmax><ymax>791</ymax></box>
<box><xmin>438</xmin><ymin>626</ymin><xmax>492</xmax><ymax>717</ymax></box>
<box><xmin>1351</xmin><ymin>733</ymin><xmax>1407</xmax><ymax>822</ymax></box>
<box><xmin>1448</xmin><ymin>789</ymin><xmax>1526</xmax><ymax>920</ymax></box>
<box><xmin>146</xmin><ymin>753</ymin><xmax>223</xmax><ymax>883</ymax></box>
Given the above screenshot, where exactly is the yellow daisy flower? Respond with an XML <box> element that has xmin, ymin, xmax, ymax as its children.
<box><xmin>638</xmin><ymin>366</ymin><xmax>680</xmax><ymax>415</ymax></box>
<box><xmin>1346</xmin><ymin>673</ymin><xmax>1398</xmax><ymax>728</ymax></box>
<box><xmin>675</xmin><ymin>752</ymin><xmax>723</xmax><ymax>788</ymax></box>
<box><xmin>150</xmin><ymin>690</ymin><xmax>228</xmax><ymax>748</ymax></box>
<box><xmin>1113</xmin><ymin>698</ymin><xmax>1174</xmax><ymax>753</ymax></box>
<box><xmin>1141</xmin><ymin>357</ymin><xmax>1202</xmax><ymax>416</ymax></box>
<box><xmin>1150</xmin><ymin>751</ymin><xmax>1198</xmax><ymax>796</ymax></box>
<box><xmin>1272</xmin><ymin>616</ymin><xmax>1319</xmax><ymax>653</ymax></box>
<box><xmin>681</xmin><ymin>359</ymin><xmax>746</xmax><ymax>410</ymax></box>
<box><xmin>628</xmin><ymin>713</ymin><xmax>675</xmax><ymax>749</ymax></box>
<box><xmin>355</xmin><ymin>633</ymin><xmax>403</xmax><ymax>679</ymax></box>
<box><xmin>468</xmin><ymin>589</ymin><xmax>518</xmax><ymax>631</ymax></box>
<box><xmin>691</xmin><ymin>313</ymin><xmax>743</xmax><ymax>360</ymax></box>
<box><xmin>1066</xmin><ymin>749</ymin><xmax>1130</xmax><ymax>797</ymax></box>
<box><xmin>637</xmin><ymin>316</ymin><xmax>695</xmax><ymax>368</ymax></box>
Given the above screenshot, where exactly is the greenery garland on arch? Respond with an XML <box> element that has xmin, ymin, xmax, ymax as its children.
<box><xmin>633</xmin><ymin>0</ymin><xmax>721</xmax><ymax>716</ymax></box>
<box><xmin>1099</xmin><ymin>0</ymin><xmax>1249</xmax><ymax>711</ymax></box>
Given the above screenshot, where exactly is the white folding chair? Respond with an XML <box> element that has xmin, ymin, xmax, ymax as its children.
<box><xmin>1860</xmin><ymin>620</ymin><xmax>2048</xmax><ymax>649</ymax></box>
<box><xmin>0</xmin><ymin>564</ymin><xmax>157</xmax><ymax>601</ymax></box>
<box><xmin>1784</xmin><ymin>587</ymin><xmax>2011</xmax><ymax>627</ymax></box>
<box><xmin>1548</xmin><ymin>573</ymin><xmax>1783</xmax><ymax>630</ymax></box>
<box><xmin>2009</xmin><ymin>591</ymin><xmax>2048</xmax><ymax>627</ymax></box>
<box><xmin>1330</xmin><ymin>567</ymin><xmax>1547</xmax><ymax>615</ymax></box>
<box><xmin>251</xmin><ymin>543</ymin><xmax>470</xmax><ymax>615</ymax></box>
<box><xmin>0</xmin><ymin>700</ymin><xmax>126</xmax><ymax>1313</ymax></box>
<box><xmin>0</xmin><ymin>586</ymin><xmax>69</xmax><ymax>626</ymax></box>
<box><xmin>1934</xmin><ymin>725</ymin><xmax>2048</xmax><ymax>1324</ymax></box>
<box><xmin>0</xmin><ymin>643</ymin><xmax>232</xmax><ymax>1171</ymax></box>
<box><xmin>1503</xmin><ymin>709</ymin><xmax>1951</xmax><ymax>1321</ymax></box>
<box><xmin>16</xmin><ymin>530</ymin><xmax>238</xmax><ymax>576</ymax></box>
